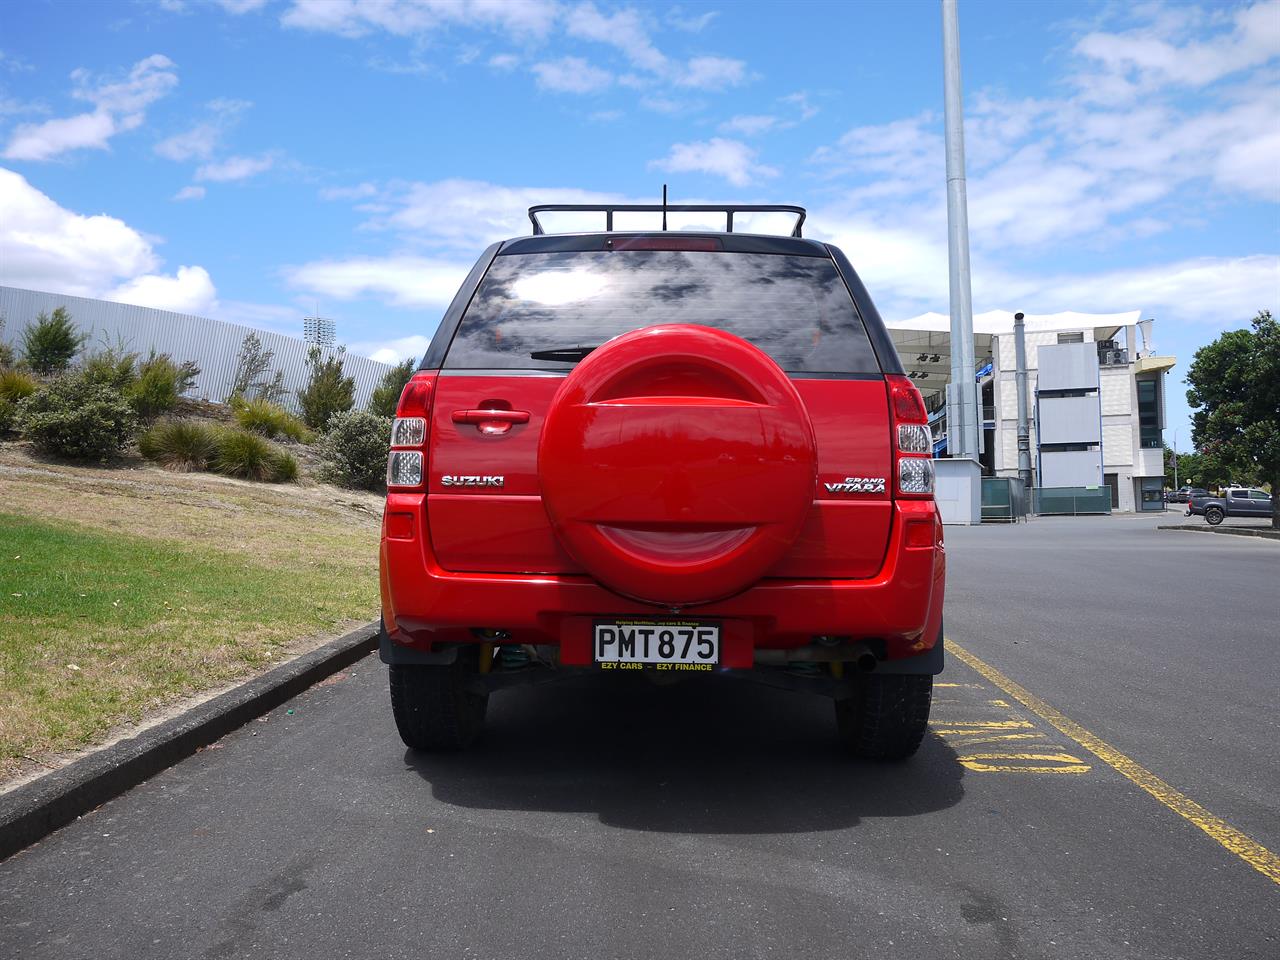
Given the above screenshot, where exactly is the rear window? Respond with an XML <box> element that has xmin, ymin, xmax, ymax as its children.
<box><xmin>442</xmin><ymin>250</ymin><xmax>880</xmax><ymax>374</ymax></box>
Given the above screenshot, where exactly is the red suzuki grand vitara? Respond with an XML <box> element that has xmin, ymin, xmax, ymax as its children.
<box><xmin>379</xmin><ymin>203</ymin><xmax>945</xmax><ymax>760</ymax></box>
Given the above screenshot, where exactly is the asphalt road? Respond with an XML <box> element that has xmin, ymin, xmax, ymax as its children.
<box><xmin>3</xmin><ymin>513</ymin><xmax>1278</xmax><ymax>959</ymax></box>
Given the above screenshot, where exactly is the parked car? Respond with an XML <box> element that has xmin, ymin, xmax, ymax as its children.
<box><xmin>378</xmin><ymin>202</ymin><xmax>945</xmax><ymax>760</ymax></box>
<box><xmin>1188</xmin><ymin>488</ymin><xmax>1273</xmax><ymax>524</ymax></box>
<box><xmin>1171</xmin><ymin>486</ymin><xmax>1208</xmax><ymax>504</ymax></box>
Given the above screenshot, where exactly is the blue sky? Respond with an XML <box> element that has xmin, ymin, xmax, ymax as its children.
<box><xmin>0</xmin><ymin>0</ymin><xmax>1277</xmax><ymax>444</ymax></box>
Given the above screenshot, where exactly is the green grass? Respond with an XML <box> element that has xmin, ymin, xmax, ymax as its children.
<box><xmin>0</xmin><ymin>512</ymin><xmax>375</xmax><ymax>773</ymax></box>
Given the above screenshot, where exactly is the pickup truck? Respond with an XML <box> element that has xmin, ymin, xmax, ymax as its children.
<box><xmin>1188</xmin><ymin>488</ymin><xmax>1273</xmax><ymax>525</ymax></box>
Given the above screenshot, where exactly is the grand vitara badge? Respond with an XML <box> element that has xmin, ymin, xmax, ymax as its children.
<box><xmin>441</xmin><ymin>475</ymin><xmax>504</xmax><ymax>487</ymax></box>
<box><xmin>824</xmin><ymin>476</ymin><xmax>886</xmax><ymax>495</ymax></box>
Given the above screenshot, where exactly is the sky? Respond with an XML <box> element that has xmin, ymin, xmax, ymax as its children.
<box><xmin>0</xmin><ymin>0</ymin><xmax>1277</xmax><ymax>445</ymax></box>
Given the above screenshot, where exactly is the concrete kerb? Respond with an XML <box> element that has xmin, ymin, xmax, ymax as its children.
<box><xmin>1158</xmin><ymin>524</ymin><xmax>1280</xmax><ymax>540</ymax></box>
<box><xmin>0</xmin><ymin>621</ymin><xmax>380</xmax><ymax>862</ymax></box>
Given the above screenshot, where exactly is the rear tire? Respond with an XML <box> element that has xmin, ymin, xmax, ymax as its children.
<box><xmin>389</xmin><ymin>657</ymin><xmax>488</xmax><ymax>752</ymax></box>
<box><xmin>1205</xmin><ymin>506</ymin><xmax>1224</xmax><ymax>526</ymax></box>
<box><xmin>836</xmin><ymin>674</ymin><xmax>932</xmax><ymax>761</ymax></box>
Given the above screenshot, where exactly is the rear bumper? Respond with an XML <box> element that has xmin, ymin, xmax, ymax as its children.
<box><xmin>380</xmin><ymin>495</ymin><xmax>945</xmax><ymax>666</ymax></box>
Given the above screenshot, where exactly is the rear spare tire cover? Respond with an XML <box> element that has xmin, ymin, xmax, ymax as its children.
<box><xmin>539</xmin><ymin>324</ymin><xmax>817</xmax><ymax>605</ymax></box>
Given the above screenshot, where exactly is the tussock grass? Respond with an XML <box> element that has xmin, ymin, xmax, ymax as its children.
<box><xmin>138</xmin><ymin>419</ymin><xmax>219</xmax><ymax>472</ymax></box>
<box><xmin>233</xmin><ymin>397</ymin><xmax>312</xmax><ymax>443</ymax></box>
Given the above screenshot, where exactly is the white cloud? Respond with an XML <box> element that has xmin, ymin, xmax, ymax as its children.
<box><xmin>173</xmin><ymin>185</ymin><xmax>205</xmax><ymax>201</ymax></box>
<box><xmin>0</xmin><ymin>167</ymin><xmax>217</xmax><ymax>313</ymax></box>
<box><xmin>677</xmin><ymin>55</ymin><xmax>745</xmax><ymax>90</ymax></box>
<box><xmin>650</xmin><ymin>138</ymin><xmax>777</xmax><ymax>187</ymax></box>
<box><xmin>719</xmin><ymin>114</ymin><xmax>778</xmax><ymax>136</ymax></box>
<box><xmin>488</xmin><ymin>53</ymin><xmax>520</xmax><ymax>71</ymax></box>
<box><xmin>195</xmin><ymin>152</ymin><xmax>276</xmax><ymax>182</ymax></box>
<box><xmin>1073</xmin><ymin>1</ymin><xmax>1280</xmax><ymax>101</ymax></box>
<box><xmin>216</xmin><ymin>0</ymin><xmax>269</xmax><ymax>12</ymax></box>
<box><xmin>284</xmin><ymin>255</ymin><xmax>471</xmax><ymax>308</ymax></box>
<box><xmin>3</xmin><ymin>54</ymin><xmax>177</xmax><ymax>161</ymax></box>
<box><xmin>154</xmin><ymin>98</ymin><xmax>250</xmax><ymax>162</ymax></box>
<box><xmin>109</xmin><ymin>265</ymin><xmax>218</xmax><ymax>315</ymax></box>
<box><xmin>566</xmin><ymin>2</ymin><xmax>667</xmax><ymax>73</ymax></box>
<box><xmin>347</xmin><ymin>334</ymin><xmax>433</xmax><ymax>365</ymax></box>
<box><xmin>532</xmin><ymin>56</ymin><xmax>613</xmax><ymax>94</ymax></box>
<box><xmin>280</xmin><ymin>0</ymin><xmax>559</xmax><ymax>40</ymax></box>
<box><xmin>666</xmin><ymin>8</ymin><xmax>717</xmax><ymax>33</ymax></box>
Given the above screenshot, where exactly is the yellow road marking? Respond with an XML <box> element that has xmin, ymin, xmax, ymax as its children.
<box><xmin>948</xmin><ymin>732</ymin><xmax>1045</xmax><ymax>747</ymax></box>
<box><xmin>933</xmin><ymin>719</ymin><xmax>1036</xmax><ymax>733</ymax></box>
<box><xmin>958</xmin><ymin>752</ymin><xmax>1091</xmax><ymax>774</ymax></box>
<box><xmin>935</xmin><ymin>682</ymin><xmax>984</xmax><ymax>688</ymax></box>
<box><xmin>948</xmin><ymin>638</ymin><xmax>1280</xmax><ymax>887</ymax></box>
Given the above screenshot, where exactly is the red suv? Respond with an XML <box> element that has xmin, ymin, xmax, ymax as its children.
<box><xmin>379</xmin><ymin>203</ymin><xmax>945</xmax><ymax>760</ymax></box>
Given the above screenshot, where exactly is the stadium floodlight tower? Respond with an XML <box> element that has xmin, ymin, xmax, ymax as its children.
<box><xmin>304</xmin><ymin>315</ymin><xmax>336</xmax><ymax>348</ymax></box>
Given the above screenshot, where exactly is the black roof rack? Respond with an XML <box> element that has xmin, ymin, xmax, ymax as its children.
<box><xmin>527</xmin><ymin>203</ymin><xmax>807</xmax><ymax>238</ymax></box>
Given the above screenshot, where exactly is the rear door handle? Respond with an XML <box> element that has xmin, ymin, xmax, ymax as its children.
<box><xmin>452</xmin><ymin>409</ymin><xmax>531</xmax><ymax>425</ymax></box>
<box><xmin>451</xmin><ymin>408</ymin><xmax>530</xmax><ymax>435</ymax></box>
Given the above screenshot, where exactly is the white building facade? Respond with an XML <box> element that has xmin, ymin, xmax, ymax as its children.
<box><xmin>888</xmin><ymin>311</ymin><xmax>1176</xmax><ymax>513</ymax></box>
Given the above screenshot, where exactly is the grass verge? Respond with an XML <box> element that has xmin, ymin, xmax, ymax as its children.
<box><xmin>0</xmin><ymin>456</ymin><xmax>380</xmax><ymax>779</ymax></box>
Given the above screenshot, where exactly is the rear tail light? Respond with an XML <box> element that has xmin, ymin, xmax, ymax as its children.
<box><xmin>387</xmin><ymin>371</ymin><xmax>435</xmax><ymax>490</ymax></box>
<box><xmin>386</xmin><ymin>451</ymin><xmax>423</xmax><ymax>488</ymax></box>
<box><xmin>886</xmin><ymin>374</ymin><xmax>934</xmax><ymax>498</ymax></box>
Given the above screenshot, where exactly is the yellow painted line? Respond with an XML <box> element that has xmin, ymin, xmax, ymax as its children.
<box><xmin>948</xmin><ymin>638</ymin><xmax>1280</xmax><ymax>887</ymax></box>
<box><xmin>947</xmin><ymin>732</ymin><xmax>1045</xmax><ymax>747</ymax></box>
<box><xmin>958</xmin><ymin>752</ymin><xmax>1091</xmax><ymax>774</ymax></box>
<box><xmin>933</xmin><ymin>719</ymin><xmax>1037</xmax><ymax>733</ymax></box>
<box><xmin>935</xmin><ymin>682</ymin><xmax>984</xmax><ymax>688</ymax></box>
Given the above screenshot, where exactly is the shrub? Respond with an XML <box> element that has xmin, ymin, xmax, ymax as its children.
<box><xmin>139</xmin><ymin>420</ymin><xmax>219</xmax><ymax>472</ymax></box>
<box><xmin>130</xmin><ymin>351</ymin><xmax>200</xmax><ymax>420</ymax></box>
<box><xmin>368</xmin><ymin>357</ymin><xmax>416</xmax><ymax>417</ymax></box>
<box><xmin>233</xmin><ymin>397</ymin><xmax>312</xmax><ymax>442</ymax></box>
<box><xmin>227</xmin><ymin>332</ymin><xmax>286</xmax><ymax>404</ymax></box>
<box><xmin>22</xmin><ymin>307</ymin><xmax>86</xmax><ymax>375</ymax></box>
<box><xmin>213</xmin><ymin>427</ymin><xmax>296</xmax><ymax>483</ymax></box>
<box><xmin>16</xmin><ymin>372</ymin><xmax>138</xmax><ymax>461</ymax></box>
<box><xmin>297</xmin><ymin>346</ymin><xmax>355</xmax><ymax>430</ymax></box>
<box><xmin>82</xmin><ymin>346</ymin><xmax>139</xmax><ymax>391</ymax></box>
<box><xmin>0</xmin><ymin>370</ymin><xmax>37</xmax><ymax>434</ymax></box>
<box><xmin>0</xmin><ymin>341</ymin><xmax>14</xmax><ymax>369</ymax></box>
<box><xmin>316</xmin><ymin>409</ymin><xmax>391</xmax><ymax>491</ymax></box>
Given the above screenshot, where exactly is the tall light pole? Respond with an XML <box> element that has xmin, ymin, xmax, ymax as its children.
<box><xmin>941</xmin><ymin>0</ymin><xmax>978</xmax><ymax>460</ymax></box>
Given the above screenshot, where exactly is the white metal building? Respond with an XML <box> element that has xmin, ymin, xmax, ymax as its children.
<box><xmin>0</xmin><ymin>286</ymin><xmax>392</xmax><ymax>410</ymax></box>
<box><xmin>886</xmin><ymin>311</ymin><xmax>1177</xmax><ymax>513</ymax></box>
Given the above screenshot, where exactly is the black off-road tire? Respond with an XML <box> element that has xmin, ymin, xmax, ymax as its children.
<box><xmin>1205</xmin><ymin>506</ymin><xmax>1224</xmax><ymax>526</ymax></box>
<box><xmin>836</xmin><ymin>674</ymin><xmax>932</xmax><ymax>761</ymax></box>
<box><xmin>389</xmin><ymin>659</ymin><xmax>488</xmax><ymax>752</ymax></box>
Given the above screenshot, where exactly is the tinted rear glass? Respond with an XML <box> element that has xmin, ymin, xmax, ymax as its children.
<box><xmin>443</xmin><ymin>250</ymin><xmax>880</xmax><ymax>374</ymax></box>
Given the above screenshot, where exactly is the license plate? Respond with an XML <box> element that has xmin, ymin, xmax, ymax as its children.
<box><xmin>593</xmin><ymin>619</ymin><xmax>719</xmax><ymax>671</ymax></box>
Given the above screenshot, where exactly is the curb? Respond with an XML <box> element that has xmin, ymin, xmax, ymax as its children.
<box><xmin>0</xmin><ymin>621</ymin><xmax>379</xmax><ymax>862</ymax></box>
<box><xmin>1158</xmin><ymin>525</ymin><xmax>1280</xmax><ymax>540</ymax></box>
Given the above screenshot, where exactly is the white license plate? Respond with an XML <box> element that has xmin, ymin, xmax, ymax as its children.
<box><xmin>593</xmin><ymin>619</ymin><xmax>719</xmax><ymax>669</ymax></box>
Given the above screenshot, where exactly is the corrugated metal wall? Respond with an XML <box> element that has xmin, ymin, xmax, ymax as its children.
<box><xmin>0</xmin><ymin>286</ymin><xmax>393</xmax><ymax>410</ymax></box>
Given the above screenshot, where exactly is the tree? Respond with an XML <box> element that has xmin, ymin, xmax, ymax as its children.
<box><xmin>1186</xmin><ymin>310</ymin><xmax>1279</xmax><ymax>527</ymax></box>
<box><xmin>22</xmin><ymin>307</ymin><xmax>85</xmax><ymax>375</ymax></box>
<box><xmin>368</xmin><ymin>357</ymin><xmax>416</xmax><ymax>417</ymax></box>
<box><xmin>227</xmin><ymin>332</ymin><xmax>285</xmax><ymax>404</ymax></box>
<box><xmin>297</xmin><ymin>345</ymin><xmax>355</xmax><ymax>430</ymax></box>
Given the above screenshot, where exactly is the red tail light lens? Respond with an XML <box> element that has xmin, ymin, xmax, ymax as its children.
<box><xmin>396</xmin><ymin>371</ymin><xmax>435</xmax><ymax>417</ymax></box>
<box><xmin>887</xmin><ymin>375</ymin><xmax>927</xmax><ymax>423</ymax></box>
<box><xmin>608</xmin><ymin>236</ymin><xmax>722</xmax><ymax>251</ymax></box>
<box><xmin>886</xmin><ymin>375</ymin><xmax>934</xmax><ymax>499</ymax></box>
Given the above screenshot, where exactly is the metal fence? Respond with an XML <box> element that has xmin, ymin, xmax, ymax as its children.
<box><xmin>0</xmin><ymin>286</ymin><xmax>394</xmax><ymax>410</ymax></box>
<box><xmin>981</xmin><ymin>477</ymin><xmax>1029</xmax><ymax>522</ymax></box>
<box><xmin>1032</xmin><ymin>486</ymin><xmax>1113</xmax><ymax>516</ymax></box>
